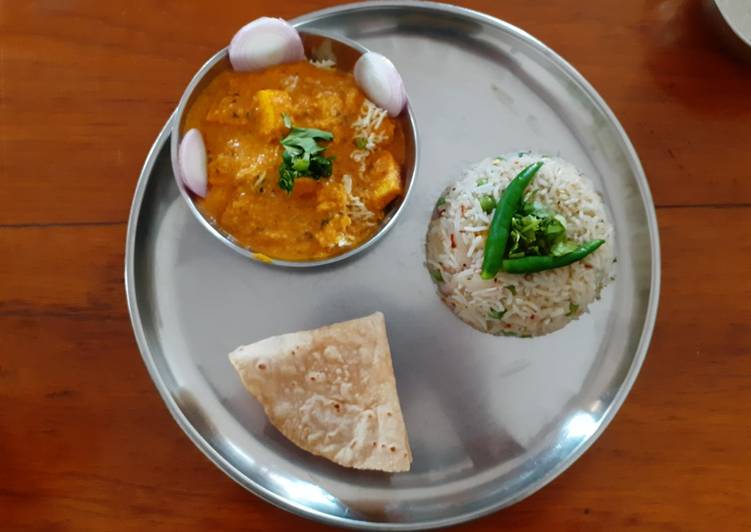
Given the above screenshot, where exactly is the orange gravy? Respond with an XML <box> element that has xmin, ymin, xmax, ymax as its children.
<box><xmin>184</xmin><ymin>61</ymin><xmax>406</xmax><ymax>261</ymax></box>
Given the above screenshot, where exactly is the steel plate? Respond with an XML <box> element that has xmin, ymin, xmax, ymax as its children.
<box><xmin>125</xmin><ymin>2</ymin><xmax>660</xmax><ymax>529</ymax></box>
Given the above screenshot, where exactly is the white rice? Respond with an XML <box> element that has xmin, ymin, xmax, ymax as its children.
<box><xmin>425</xmin><ymin>153</ymin><xmax>615</xmax><ymax>337</ymax></box>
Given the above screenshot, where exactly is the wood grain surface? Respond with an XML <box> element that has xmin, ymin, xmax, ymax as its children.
<box><xmin>1</xmin><ymin>1</ymin><xmax>749</xmax><ymax>530</ymax></box>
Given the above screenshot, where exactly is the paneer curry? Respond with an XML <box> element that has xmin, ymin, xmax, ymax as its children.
<box><xmin>184</xmin><ymin>61</ymin><xmax>407</xmax><ymax>261</ymax></box>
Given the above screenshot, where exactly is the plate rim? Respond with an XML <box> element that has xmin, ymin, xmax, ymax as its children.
<box><xmin>124</xmin><ymin>2</ymin><xmax>661</xmax><ymax>529</ymax></box>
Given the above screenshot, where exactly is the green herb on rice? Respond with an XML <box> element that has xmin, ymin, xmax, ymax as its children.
<box><xmin>488</xmin><ymin>308</ymin><xmax>506</xmax><ymax>320</ymax></box>
<box><xmin>479</xmin><ymin>194</ymin><xmax>496</xmax><ymax>214</ymax></box>
<box><xmin>480</xmin><ymin>160</ymin><xmax>605</xmax><ymax>276</ymax></box>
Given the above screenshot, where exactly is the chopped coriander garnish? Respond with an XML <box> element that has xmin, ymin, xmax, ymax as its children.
<box><xmin>488</xmin><ymin>308</ymin><xmax>506</xmax><ymax>320</ymax></box>
<box><xmin>278</xmin><ymin>113</ymin><xmax>334</xmax><ymax>192</ymax></box>
<box><xmin>501</xmin><ymin>331</ymin><xmax>519</xmax><ymax>337</ymax></box>
<box><xmin>430</xmin><ymin>268</ymin><xmax>444</xmax><ymax>283</ymax></box>
<box><xmin>476</xmin><ymin>177</ymin><xmax>488</xmax><ymax>186</ymax></box>
<box><xmin>551</xmin><ymin>240</ymin><xmax>578</xmax><ymax>257</ymax></box>
<box><xmin>566</xmin><ymin>302</ymin><xmax>579</xmax><ymax>316</ymax></box>
<box><xmin>435</xmin><ymin>196</ymin><xmax>447</xmax><ymax>208</ymax></box>
<box><xmin>506</xmin><ymin>201</ymin><xmax>577</xmax><ymax>259</ymax></box>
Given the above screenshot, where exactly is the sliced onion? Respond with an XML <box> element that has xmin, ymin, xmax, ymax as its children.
<box><xmin>178</xmin><ymin>129</ymin><xmax>207</xmax><ymax>197</ymax></box>
<box><xmin>229</xmin><ymin>17</ymin><xmax>304</xmax><ymax>72</ymax></box>
<box><xmin>354</xmin><ymin>52</ymin><xmax>407</xmax><ymax>117</ymax></box>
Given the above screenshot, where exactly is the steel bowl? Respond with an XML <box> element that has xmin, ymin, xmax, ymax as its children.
<box><xmin>170</xmin><ymin>30</ymin><xmax>419</xmax><ymax>267</ymax></box>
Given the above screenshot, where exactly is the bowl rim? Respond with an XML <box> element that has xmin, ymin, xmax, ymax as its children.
<box><xmin>170</xmin><ymin>28</ymin><xmax>420</xmax><ymax>268</ymax></box>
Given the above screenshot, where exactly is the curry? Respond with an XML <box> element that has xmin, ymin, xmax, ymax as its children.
<box><xmin>184</xmin><ymin>61</ymin><xmax>407</xmax><ymax>261</ymax></box>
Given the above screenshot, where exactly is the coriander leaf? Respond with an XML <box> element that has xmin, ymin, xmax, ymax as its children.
<box><xmin>430</xmin><ymin>268</ymin><xmax>444</xmax><ymax>283</ymax></box>
<box><xmin>566</xmin><ymin>302</ymin><xmax>579</xmax><ymax>316</ymax></box>
<box><xmin>309</xmin><ymin>154</ymin><xmax>333</xmax><ymax>178</ymax></box>
<box><xmin>292</xmin><ymin>157</ymin><xmax>310</xmax><ymax>172</ymax></box>
<box><xmin>277</xmin><ymin>117</ymin><xmax>334</xmax><ymax>192</ymax></box>
<box><xmin>278</xmin><ymin>165</ymin><xmax>297</xmax><ymax>193</ymax></box>
<box><xmin>488</xmin><ymin>308</ymin><xmax>506</xmax><ymax>320</ymax></box>
<box><xmin>282</xmin><ymin>127</ymin><xmax>333</xmax><ymax>144</ymax></box>
<box><xmin>506</xmin><ymin>202</ymin><xmax>576</xmax><ymax>258</ymax></box>
<box><xmin>542</xmin><ymin>218</ymin><xmax>565</xmax><ymax>239</ymax></box>
<box><xmin>551</xmin><ymin>239</ymin><xmax>577</xmax><ymax>256</ymax></box>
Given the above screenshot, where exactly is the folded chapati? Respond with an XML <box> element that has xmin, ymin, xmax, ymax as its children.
<box><xmin>228</xmin><ymin>312</ymin><xmax>412</xmax><ymax>472</ymax></box>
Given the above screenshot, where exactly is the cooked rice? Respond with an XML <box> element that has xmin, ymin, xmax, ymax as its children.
<box><xmin>425</xmin><ymin>153</ymin><xmax>615</xmax><ymax>337</ymax></box>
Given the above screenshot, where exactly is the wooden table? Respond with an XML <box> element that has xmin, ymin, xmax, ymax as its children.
<box><xmin>2</xmin><ymin>1</ymin><xmax>749</xmax><ymax>530</ymax></box>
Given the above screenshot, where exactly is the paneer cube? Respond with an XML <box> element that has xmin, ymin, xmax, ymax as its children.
<box><xmin>254</xmin><ymin>89</ymin><xmax>292</xmax><ymax>136</ymax></box>
<box><xmin>311</xmin><ymin>91</ymin><xmax>345</xmax><ymax>130</ymax></box>
<box><xmin>315</xmin><ymin>214</ymin><xmax>352</xmax><ymax>249</ymax></box>
<box><xmin>368</xmin><ymin>152</ymin><xmax>403</xmax><ymax>211</ymax></box>
<box><xmin>316</xmin><ymin>181</ymin><xmax>347</xmax><ymax>214</ymax></box>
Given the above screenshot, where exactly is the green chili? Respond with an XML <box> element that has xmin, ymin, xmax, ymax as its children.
<box><xmin>501</xmin><ymin>239</ymin><xmax>605</xmax><ymax>274</ymax></box>
<box><xmin>480</xmin><ymin>162</ymin><xmax>544</xmax><ymax>279</ymax></box>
